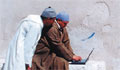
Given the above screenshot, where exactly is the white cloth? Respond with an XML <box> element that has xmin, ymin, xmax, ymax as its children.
<box><xmin>3</xmin><ymin>15</ymin><xmax>43</xmax><ymax>70</ymax></box>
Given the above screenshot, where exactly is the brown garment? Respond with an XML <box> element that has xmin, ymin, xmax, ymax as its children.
<box><xmin>32</xmin><ymin>23</ymin><xmax>74</xmax><ymax>70</ymax></box>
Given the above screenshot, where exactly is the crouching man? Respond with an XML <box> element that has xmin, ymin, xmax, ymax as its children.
<box><xmin>32</xmin><ymin>11</ymin><xmax>82</xmax><ymax>70</ymax></box>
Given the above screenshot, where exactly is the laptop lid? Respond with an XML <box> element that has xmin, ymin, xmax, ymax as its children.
<box><xmin>86</xmin><ymin>48</ymin><xmax>94</xmax><ymax>62</ymax></box>
<box><xmin>70</xmin><ymin>48</ymin><xmax>94</xmax><ymax>64</ymax></box>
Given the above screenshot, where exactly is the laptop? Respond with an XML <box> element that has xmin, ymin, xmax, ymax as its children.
<box><xmin>69</xmin><ymin>48</ymin><xmax>94</xmax><ymax>65</ymax></box>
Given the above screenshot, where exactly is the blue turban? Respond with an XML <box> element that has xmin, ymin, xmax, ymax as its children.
<box><xmin>56</xmin><ymin>11</ymin><xmax>69</xmax><ymax>21</ymax></box>
<box><xmin>41</xmin><ymin>7</ymin><xmax>56</xmax><ymax>18</ymax></box>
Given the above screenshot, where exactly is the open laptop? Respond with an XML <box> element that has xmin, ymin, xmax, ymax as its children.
<box><xmin>69</xmin><ymin>48</ymin><xmax>94</xmax><ymax>65</ymax></box>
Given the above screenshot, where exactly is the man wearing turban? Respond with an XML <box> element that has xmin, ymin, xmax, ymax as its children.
<box><xmin>32</xmin><ymin>11</ymin><xmax>82</xmax><ymax>70</ymax></box>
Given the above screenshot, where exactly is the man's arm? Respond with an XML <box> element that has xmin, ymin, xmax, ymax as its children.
<box><xmin>62</xmin><ymin>28</ymin><xmax>82</xmax><ymax>61</ymax></box>
<box><xmin>63</xmin><ymin>28</ymin><xmax>74</xmax><ymax>55</ymax></box>
<box><xmin>24</xmin><ymin>23</ymin><xmax>42</xmax><ymax>67</ymax></box>
<box><xmin>46</xmin><ymin>28</ymin><xmax>74</xmax><ymax>61</ymax></box>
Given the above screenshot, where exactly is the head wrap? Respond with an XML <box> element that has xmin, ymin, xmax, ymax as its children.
<box><xmin>41</xmin><ymin>6</ymin><xmax>56</xmax><ymax>18</ymax></box>
<box><xmin>56</xmin><ymin>11</ymin><xmax>69</xmax><ymax>21</ymax></box>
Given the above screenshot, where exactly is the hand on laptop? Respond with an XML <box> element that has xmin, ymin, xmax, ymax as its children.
<box><xmin>72</xmin><ymin>55</ymin><xmax>82</xmax><ymax>61</ymax></box>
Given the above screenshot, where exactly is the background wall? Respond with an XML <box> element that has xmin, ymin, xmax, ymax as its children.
<box><xmin>0</xmin><ymin>0</ymin><xmax>120</xmax><ymax>70</ymax></box>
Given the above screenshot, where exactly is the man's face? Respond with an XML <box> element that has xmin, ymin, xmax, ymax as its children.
<box><xmin>57</xmin><ymin>19</ymin><xmax>69</xmax><ymax>28</ymax></box>
<box><xmin>43</xmin><ymin>17</ymin><xmax>55</xmax><ymax>27</ymax></box>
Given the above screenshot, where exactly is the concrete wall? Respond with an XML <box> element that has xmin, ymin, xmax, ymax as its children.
<box><xmin>0</xmin><ymin>0</ymin><xmax>120</xmax><ymax>70</ymax></box>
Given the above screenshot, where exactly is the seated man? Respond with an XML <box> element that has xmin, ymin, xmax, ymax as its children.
<box><xmin>32</xmin><ymin>11</ymin><xmax>82</xmax><ymax>70</ymax></box>
<box><xmin>3</xmin><ymin>7</ymin><xmax>56</xmax><ymax>70</ymax></box>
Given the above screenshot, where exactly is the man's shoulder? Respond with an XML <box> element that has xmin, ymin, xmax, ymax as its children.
<box><xmin>50</xmin><ymin>23</ymin><xmax>59</xmax><ymax>31</ymax></box>
<box><xmin>26</xmin><ymin>15</ymin><xmax>40</xmax><ymax>18</ymax></box>
<box><xmin>63</xmin><ymin>27</ymin><xmax>67</xmax><ymax>32</ymax></box>
<box><xmin>23</xmin><ymin>14</ymin><xmax>43</xmax><ymax>27</ymax></box>
<box><xmin>23</xmin><ymin>15</ymin><xmax>42</xmax><ymax>23</ymax></box>
<box><xmin>47</xmin><ymin>23</ymin><xmax>59</xmax><ymax>35</ymax></box>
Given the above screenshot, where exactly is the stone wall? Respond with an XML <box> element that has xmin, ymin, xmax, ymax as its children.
<box><xmin>0</xmin><ymin>0</ymin><xmax>120</xmax><ymax>70</ymax></box>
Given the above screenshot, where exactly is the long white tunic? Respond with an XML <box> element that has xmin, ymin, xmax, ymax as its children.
<box><xmin>3</xmin><ymin>15</ymin><xmax>43</xmax><ymax>70</ymax></box>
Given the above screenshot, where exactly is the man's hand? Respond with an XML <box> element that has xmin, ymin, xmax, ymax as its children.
<box><xmin>26</xmin><ymin>64</ymin><xmax>31</xmax><ymax>70</ymax></box>
<box><xmin>72</xmin><ymin>55</ymin><xmax>82</xmax><ymax>61</ymax></box>
<box><xmin>27</xmin><ymin>67</ymin><xmax>31</xmax><ymax>70</ymax></box>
